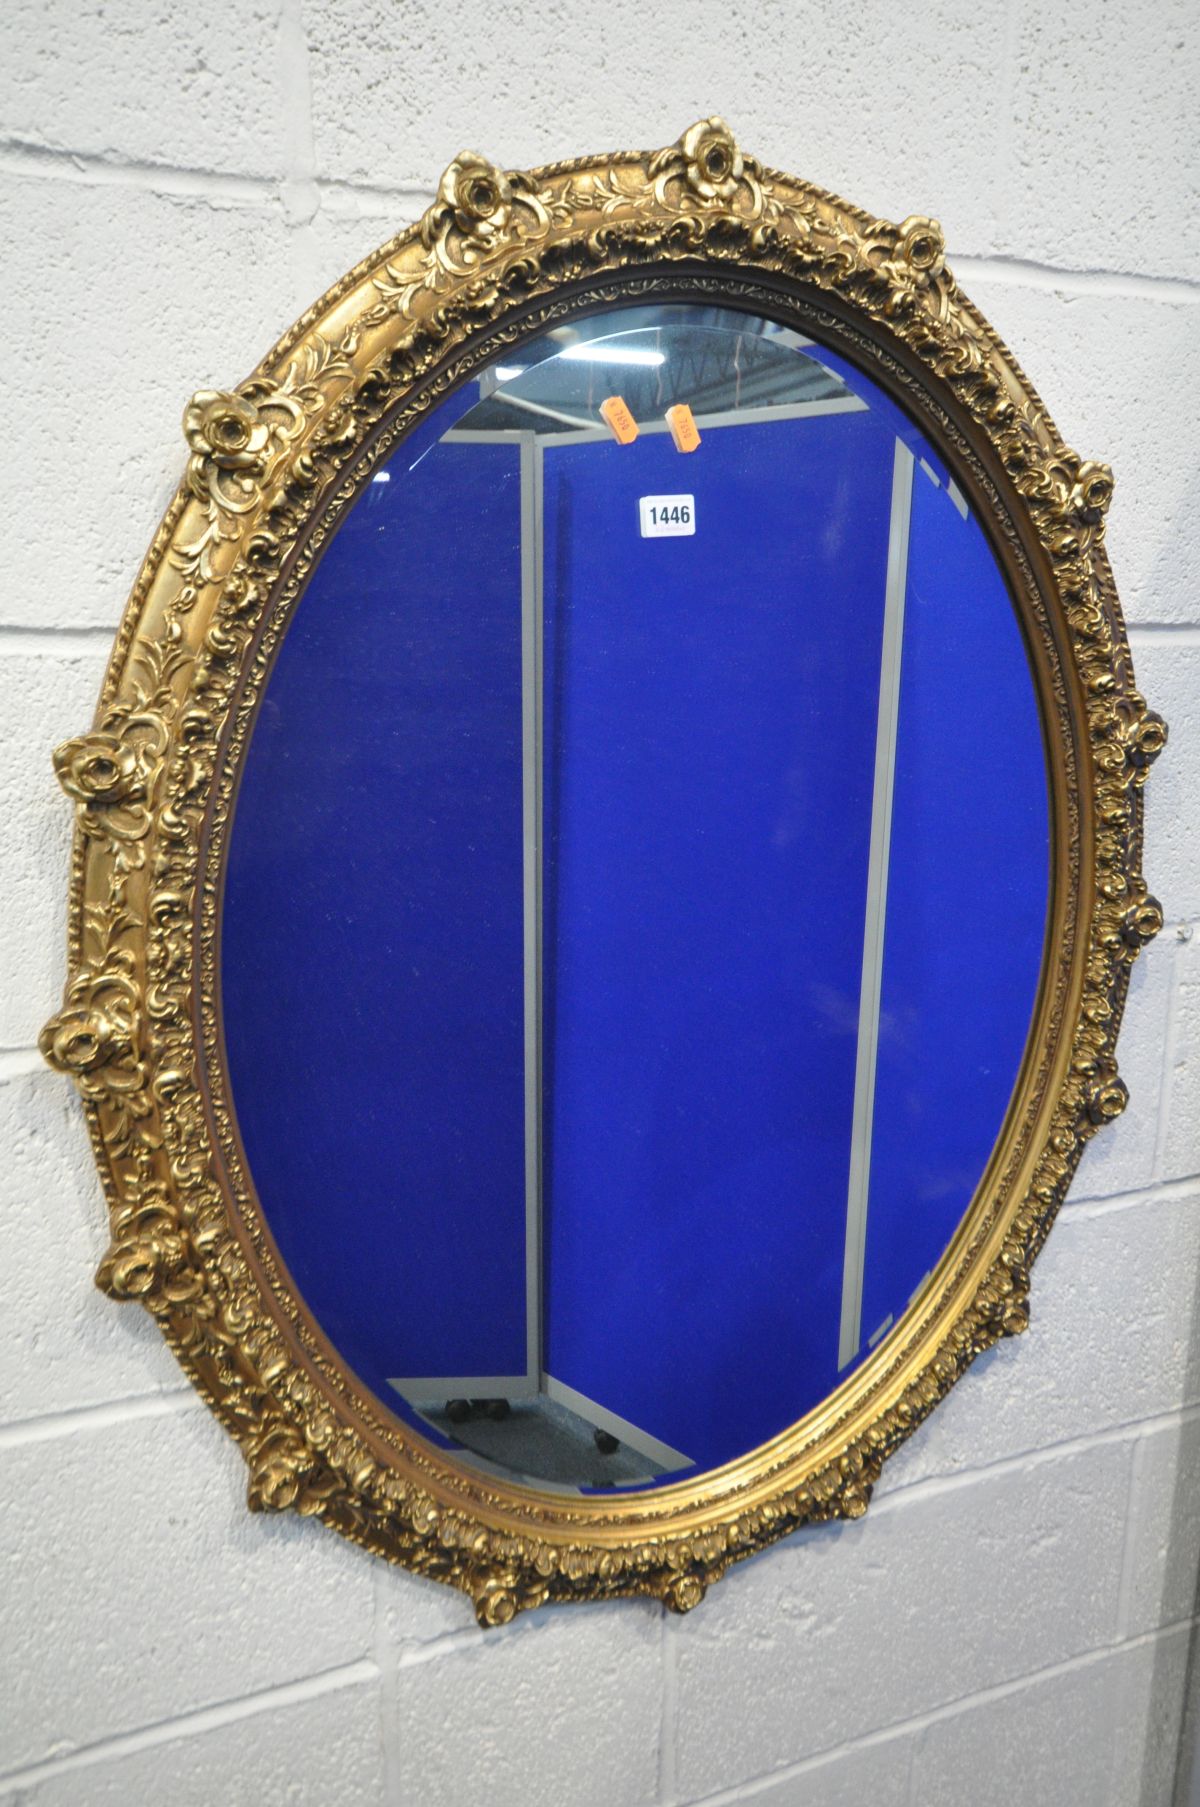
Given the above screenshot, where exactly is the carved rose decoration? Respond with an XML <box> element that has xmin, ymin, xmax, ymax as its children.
<box><xmin>183</xmin><ymin>390</ymin><xmax>269</xmax><ymax>472</ymax></box>
<box><xmin>39</xmin><ymin>962</ymin><xmax>147</xmax><ymax>1119</ymax></box>
<box><xmin>182</xmin><ymin>388</ymin><xmax>274</xmax><ymax>512</ymax></box>
<box><xmin>436</xmin><ymin>152</ymin><xmax>514</xmax><ymax>242</ymax></box>
<box><xmin>1087</xmin><ymin>1067</ymin><xmax>1130</xmax><ymax>1125</ymax></box>
<box><xmin>680</xmin><ymin>116</ymin><xmax>743</xmax><ymax>201</ymax></box>
<box><xmin>52</xmin><ymin>716</ymin><xmax>168</xmax><ymax>860</ymax></box>
<box><xmin>246</xmin><ymin>1424</ymin><xmax>317</xmax><ymax>1513</ymax></box>
<box><xmin>1121</xmin><ymin>893</ymin><xmax>1165</xmax><ymax>950</ymax></box>
<box><xmin>99</xmin><ymin>1188</ymin><xmax>193</xmax><ymax>1305</ymax></box>
<box><xmin>895</xmin><ymin>215</ymin><xmax>946</xmax><ymax>280</ymax></box>
<box><xmin>1127</xmin><ymin>708</ymin><xmax>1168</xmax><ymax>777</ymax></box>
<box><xmin>647</xmin><ymin>117</ymin><xmax>764</xmax><ymax>219</ymax></box>
<box><xmin>40</xmin><ymin>1002</ymin><xmax>126</xmax><ymax>1075</ymax></box>
<box><xmin>53</xmin><ymin>733</ymin><xmax>137</xmax><ymax>806</ymax></box>
<box><xmin>1072</xmin><ymin>459</ymin><xmax>1115</xmax><ymax>523</ymax></box>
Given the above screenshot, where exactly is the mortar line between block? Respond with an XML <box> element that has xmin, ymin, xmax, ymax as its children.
<box><xmin>0</xmin><ymin>1658</ymin><xmax>380</xmax><ymax>1793</ymax></box>
<box><xmin>277</xmin><ymin>0</ymin><xmax>320</xmax><ymax>289</ymax></box>
<box><xmin>1128</xmin><ymin>624</ymin><xmax>1200</xmax><ymax>643</ymax></box>
<box><xmin>393</xmin><ymin>1625</ymin><xmax>487</xmax><ymax>1669</ymax></box>
<box><xmin>951</xmin><ymin>252</ymin><xmax>1200</xmax><ymax>304</ymax></box>
<box><xmin>3</xmin><ymin>132</ymin><xmax>1199</xmax><ymax>306</ymax></box>
<box><xmin>681</xmin><ymin>1615</ymin><xmax>1198</xmax><ymax>1807</ymax></box>
<box><xmin>0</xmin><ymin>137</ymin><xmax>281</xmax><ymax>202</ymax></box>
<box><xmin>1115</xmin><ymin>1430</ymin><xmax>1151</xmax><ymax>1641</ymax></box>
<box><xmin>372</xmin><ymin>1562</ymin><xmax>403</xmax><ymax>1805</ymax></box>
<box><xmin>1153</xmin><ymin>936</ymin><xmax>1186</xmax><ymax>1181</ymax></box>
<box><xmin>873</xmin><ymin>1401</ymin><xmax>1200</xmax><ymax>1513</ymax></box>
<box><xmin>0</xmin><ymin>625</ymin><xmax>122</xmax><ymax>654</ymax></box>
<box><xmin>0</xmin><ymin>1389</ymin><xmax>204</xmax><ymax>1450</ymax></box>
<box><xmin>0</xmin><ymin>1046</ymin><xmax>46</xmax><ymax>1082</ymax></box>
<box><xmin>659</xmin><ymin>1608</ymin><xmax>680</xmax><ymax>1803</ymax></box>
<box><xmin>1061</xmin><ymin>1170</ymin><xmax>1200</xmax><ymax>1217</ymax></box>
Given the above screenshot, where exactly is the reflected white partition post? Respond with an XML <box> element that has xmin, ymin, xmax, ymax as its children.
<box><xmin>520</xmin><ymin>428</ymin><xmax>693</xmax><ymax>1473</ymax></box>
<box><xmin>397</xmin><ymin>387</ymin><xmax>899</xmax><ymax>1472</ymax></box>
<box><xmin>519</xmin><ymin>430</ymin><xmax>546</xmax><ymax>1392</ymax></box>
<box><xmin>838</xmin><ymin>438</ymin><xmax>915</xmax><ymax>1370</ymax></box>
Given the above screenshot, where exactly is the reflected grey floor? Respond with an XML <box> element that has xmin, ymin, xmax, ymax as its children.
<box><xmin>412</xmin><ymin>1396</ymin><xmax>664</xmax><ymax>1489</ymax></box>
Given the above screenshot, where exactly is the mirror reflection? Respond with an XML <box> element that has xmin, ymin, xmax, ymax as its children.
<box><xmin>220</xmin><ymin>303</ymin><xmax>1049</xmax><ymax>1492</ymax></box>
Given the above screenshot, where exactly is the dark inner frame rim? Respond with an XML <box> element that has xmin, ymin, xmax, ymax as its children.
<box><xmin>193</xmin><ymin>260</ymin><xmax>1084</xmax><ymax>1528</ymax></box>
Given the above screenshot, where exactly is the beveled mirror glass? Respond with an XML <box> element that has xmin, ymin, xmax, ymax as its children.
<box><xmin>221</xmin><ymin>301</ymin><xmax>1048</xmax><ymax>1490</ymax></box>
<box><xmin>43</xmin><ymin>121</ymin><xmax>1163</xmax><ymax>1621</ymax></box>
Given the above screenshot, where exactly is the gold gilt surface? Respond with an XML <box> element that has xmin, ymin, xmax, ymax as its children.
<box><xmin>41</xmin><ymin>119</ymin><xmax>1165</xmax><ymax>1625</ymax></box>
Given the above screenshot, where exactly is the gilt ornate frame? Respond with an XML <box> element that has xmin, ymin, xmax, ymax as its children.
<box><xmin>41</xmin><ymin>119</ymin><xmax>1165</xmax><ymax>1625</ymax></box>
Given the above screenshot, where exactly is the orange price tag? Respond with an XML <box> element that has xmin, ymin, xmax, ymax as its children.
<box><xmin>599</xmin><ymin>395</ymin><xmax>638</xmax><ymax>444</ymax></box>
<box><xmin>665</xmin><ymin>403</ymin><xmax>701</xmax><ymax>453</ymax></box>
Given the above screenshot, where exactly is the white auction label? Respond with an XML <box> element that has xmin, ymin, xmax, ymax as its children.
<box><xmin>639</xmin><ymin>494</ymin><xmax>695</xmax><ymax>538</ymax></box>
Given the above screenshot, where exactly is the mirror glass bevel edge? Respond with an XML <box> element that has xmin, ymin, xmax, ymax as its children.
<box><xmin>198</xmin><ymin>265</ymin><xmax>1078</xmax><ymax>1518</ymax></box>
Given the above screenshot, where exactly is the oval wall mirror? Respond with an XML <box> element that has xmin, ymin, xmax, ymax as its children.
<box><xmin>42</xmin><ymin>120</ymin><xmax>1164</xmax><ymax>1624</ymax></box>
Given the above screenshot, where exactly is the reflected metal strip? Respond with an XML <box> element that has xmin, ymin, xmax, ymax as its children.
<box><xmin>388</xmin><ymin>1374</ymin><xmax>538</xmax><ymax>1403</ymax></box>
<box><xmin>837</xmin><ymin>438</ymin><xmax>915</xmax><ymax>1371</ymax></box>
<box><xmin>540</xmin><ymin>1373</ymin><xmax>693</xmax><ymax>1473</ymax></box>
<box><xmin>520</xmin><ymin>431</ymin><xmax>545</xmax><ymax>1388</ymax></box>
<box><xmin>543</xmin><ymin>394</ymin><xmax>867</xmax><ymax>442</ymax></box>
<box><xmin>442</xmin><ymin>394</ymin><xmax>867</xmax><ymax>445</ymax></box>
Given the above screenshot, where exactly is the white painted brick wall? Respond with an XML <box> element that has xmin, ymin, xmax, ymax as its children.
<box><xmin>1</xmin><ymin>2</ymin><xmax>1196</xmax><ymax>1802</ymax></box>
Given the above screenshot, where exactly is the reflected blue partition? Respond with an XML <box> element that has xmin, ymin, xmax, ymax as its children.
<box><xmin>540</xmin><ymin>411</ymin><xmax>894</xmax><ymax>1471</ymax></box>
<box><xmin>222</xmin><ymin>400</ymin><xmax>530</xmax><ymax>1405</ymax></box>
<box><xmin>860</xmin><ymin>473</ymin><xmax>1049</xmax><ymax>1347</ymax></box>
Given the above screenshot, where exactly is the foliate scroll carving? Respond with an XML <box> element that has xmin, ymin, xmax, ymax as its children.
<box><xmin>183</xmin><ymin>389</ymin><xmax>273</xmax><ymax>490</ymax></box>
<box><xmin>53</xmin><ymin>714</ymin><xmax>168</xmax><ymax>860</ymax></box>
<box><xmin>245</xmin><ymin>1421</ymin><xmax>332</xmax><ymax>1514</ymax></box>
<box><xmin>873</xmin><ymin>215</ymin><xmax>948</xmax><ymax>321</ymax></box>
<box><xmin>649</xmin><ymin>115</ymin><xmax>765</xmax><ymax>213</ymax></box>
<box><xmin>39</xmin><ymin>956</ymin><xmax>144</xmax><ymax>1105</ymax></box>
<box><xmin>372</xmin><ymin>150</ymin><xmax>568</xmax><ymax>322</ymax></box>
<box><xmin>172</xmin><ymin>343</ymin><xmax>354</xmax><ymax>605</ymax></box>
<box><xmin>426</xmin><ymin>151</ymin><xmax>552</xmax><ymax>260</ymax></box>
<box><xmin>175</xmin><ymin>386</ymin><xmax>290</xmax><ymax>592</ymax></box>
<box><xmin>96</xmin><ymin>1182</ymin><xmax>195</xmax><ymax>1305</ymax></box>
<box><xmin>1120</xmin><ymin>888</ymin><xmax>1165</xmax><ymax>951</ymax></box>
<box><xmin>1084</xmin><ymin>1061</ymin><xmax>1131</xmax><ymax>1126</ymax></box>
<box><xmin>43</xmin><ymin>118</ymin><xmax>1164</xmax><ymax>1624</ymax></box>
<box><xmin>893</xmin><ymin>215</ymin><xmax>946</xmax><ymax>280</ymax></box>
<box><xmin>1122</xmin><ymin>698</ymin><xmax>1168</xmax><ymax>781</ymax></box>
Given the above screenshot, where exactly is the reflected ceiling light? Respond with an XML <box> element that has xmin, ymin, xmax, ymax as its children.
<box><xmin>493</xmin><ymin>366</ymin><xmax>525</xmax><ymax>382</ymax></box>
<box><xmin>560</xmin><ymin>343</ymin><xmax>665</xmax><ymax>366</ymax></box>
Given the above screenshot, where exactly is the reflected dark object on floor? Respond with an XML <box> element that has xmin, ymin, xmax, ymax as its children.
<box><xmin>447</xmin><ymin>1396</ymin><xmax>512</xmax><ymax>1423</ymax></box>
<box><xmin>413</xmin><ymin>1394</ymin><xmax>666</xmax><ymax>1489</ymax></box>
